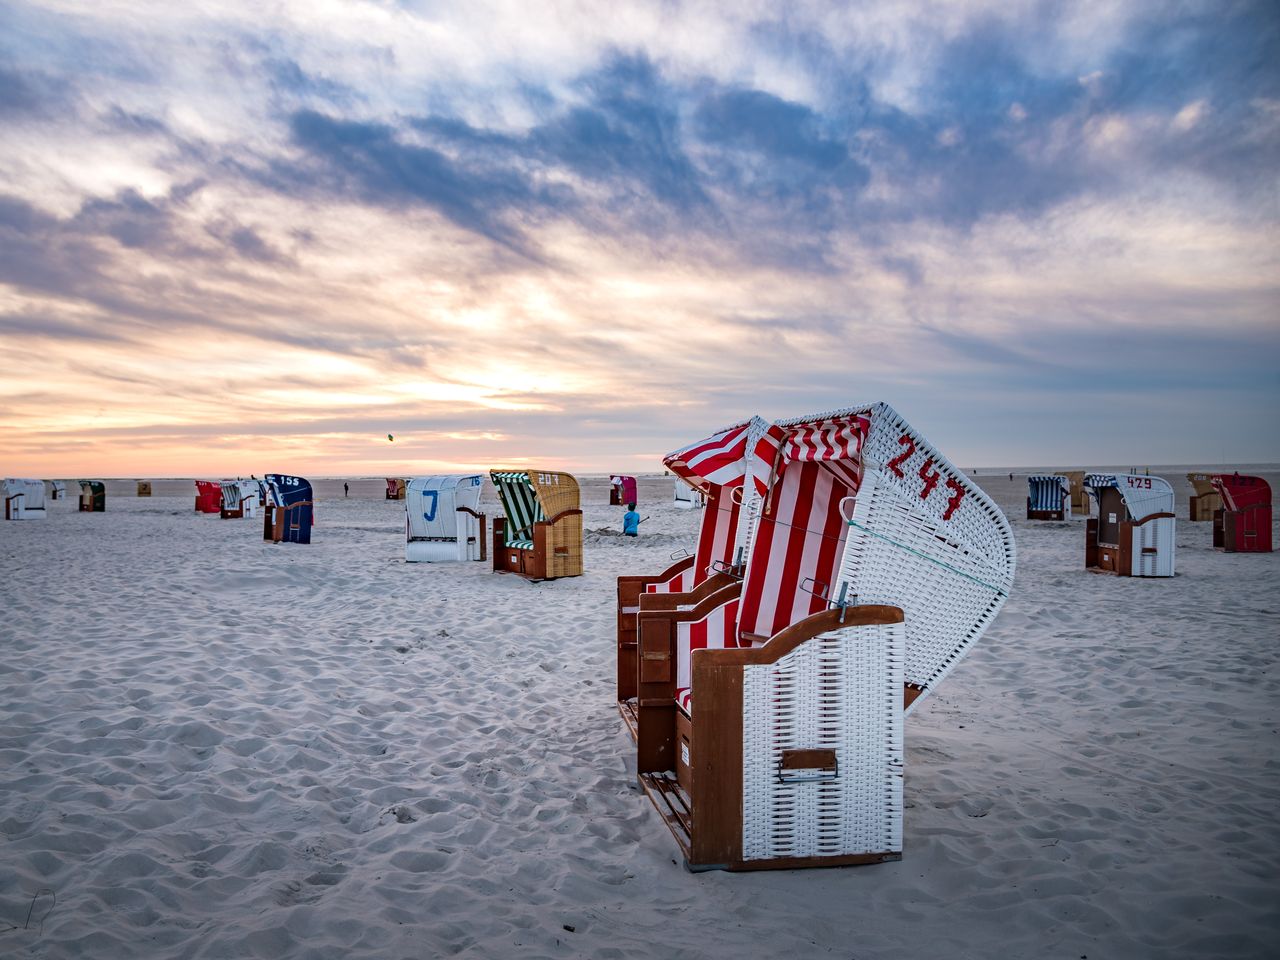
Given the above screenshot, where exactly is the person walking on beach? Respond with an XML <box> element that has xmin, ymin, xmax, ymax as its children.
<box><xmin>623</xmin><ymin>503</ymin><xmax>640</xmax><ymax>538</ymax></box>
<box><xmin>344</xmin><ymin>482</ymin><xmax>349</xmax><ymax>498</ymax></box>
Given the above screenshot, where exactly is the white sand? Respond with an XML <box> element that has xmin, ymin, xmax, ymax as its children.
<box><xmin>1</xmin><ymin>472</ymin><xmax>1277</xmax><ymax>959</ymax></box>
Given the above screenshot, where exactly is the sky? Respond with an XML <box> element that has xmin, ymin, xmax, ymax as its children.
<box><xmin>1</xmin><ymin>0</ymin><xmax>1277</xmax><ymax>478</ymax></box>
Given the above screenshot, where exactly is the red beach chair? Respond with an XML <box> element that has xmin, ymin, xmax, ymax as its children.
<box><xmin>633</xmin><ymin>403</ymin><xmax>1015</xmax><ymax>871</ymax></box>
<box><xmin>195</xmin><ymin>480</ymin><xmax>222</xmax><ymax>514</ymax></box>
<box><xmin>1211</xmin><ymin>474</ymin><xmax>1272</xmax><ymax>553</ymax></box>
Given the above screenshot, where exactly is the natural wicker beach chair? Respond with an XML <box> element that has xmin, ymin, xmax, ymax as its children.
<box><xmin>137</xmin><ymin>480</ymin><xmax>152</xmax><ymax>497</ymax></box>
<box><xmin>617</xmin><ymin>417</ymin><xmax>785</xmax><ymax>740</ymax></box>
<box><xmin>385</xmin><ymin>478</ymin><xmax>406</xmax><ymax>500</ymax></box>
<box><xmin>1084</xmin><ymin>474</ymin><xmax>1175</xmax><ymax>576</ymax></box>
<box><xmin>1210</xmin><ymin>474</ymin><xmax>1272</xmax><ymax>553</ymax></box>
<box><xmin>4</xmin><ymin>478</ymin><xmax>47</xmax><ymax>520</ymax></box>
<box><xmin>406</xmin><ymin>475</ymin><xmax>487</xmax><ymax>562</ymax></box>
<box><xmin>1065</xmin><ymin>471</ymin><xmax>1089</xmax><ymax>517</ymax></box>
<box><xmin>194</xmin><ymin>480</ymin><xmax>221</xmax><ymax>514</ymax></box>
<box><xmin>78</xmin><ymin>480</ymin><xmax>105</xmax><ymax>513</ymax></box>
<box><xmin>263</xmin><ymin>475</ymin><xmax>313</xmax><ymax>544</ymax></box>
<box><xmin>1027</xmin><ymin>475</ymin><xmax>1070</xmax><ymax>520</ymax></box>
<box><xmin>489</xmin><ymin>470</ymin><xmax>583</xmax><ymax>581</ymax></box>
<box><xmin>634</xmin><ymin>403</ymin><xmax>1015</xmax><ymax>871</ymax></box>
<box><xmin>609</xmin><ymin>475</ymin><xmax>638</xmax><ymax>506</ymax></box>
<box><xmin>220</xmin><ymin>480</ymin><xmax>258</xmax><ymax>519</ymax></box>
<box><xmin>1187</xmin><ymin>473</ymin><xmax>1222</xmax><ymax>522</ymax></box>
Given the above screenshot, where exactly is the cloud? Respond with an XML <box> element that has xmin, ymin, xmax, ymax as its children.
<box><xmin>0</xmin><ymin>1</ymin><xmax>1276</xmax><ymax>475</ymax></box>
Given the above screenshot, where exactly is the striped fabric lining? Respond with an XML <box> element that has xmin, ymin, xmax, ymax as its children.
<box><xmin>492</xmin><ymin>471</ymin><xmax>545</xmax><ymax>545</ymax></box>
<box><xmin>647</xmin><ymin>487</ymin><xmax>744</xmax><ymax>594</ymax></box>
<box><xmin>737</xmin><ymin>461</ymin><xmax>853</xmax><ymax>641</ymax></box>
<box><xmin>675</xmin><ymin>687</ymin><xmax>694</xmax><ymax>715</ymax></box>
<box><xmin>1027</xmin><ymin>476</ymin><xmax>1069</xmax><ymax>512</ymax></box>
<box><xmin>781</xmin><ymin>415</ymin><xmax>870</xmax><ymax>492</ymax></box>
<box><xmin>675</xmin><ymin>595</ymin><xmax>742</xmax><ymax>689</ymax></box>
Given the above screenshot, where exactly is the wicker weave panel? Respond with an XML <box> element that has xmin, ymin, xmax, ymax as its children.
<box><xmin>773</xmin><ymin>403</ymin><xmax>1014</xmax><ymax>712</ymax></box>
<box><xmin>529</xmin><ymin>471</ymin><xmax>580</xmax><ymax>519</ymax></box>
<box><xmin>741</xmin><ymin>620</ymin><xmax>904</xmax><ymax>861</ymax></box>
<box><xmin>840</xmin><ymin>473</ymin><xmax>1010</xmax><ymax>700</ymax></box>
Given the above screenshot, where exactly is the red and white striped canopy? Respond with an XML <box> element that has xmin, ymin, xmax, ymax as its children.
<box><xmin>663</xmin><ymin>416</ymin><xmax>785</xmax><ymax>497</ymax></box>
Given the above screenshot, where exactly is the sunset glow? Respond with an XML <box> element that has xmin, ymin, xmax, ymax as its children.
<box><xmin>2</xmin><ymin>1</ymin><xmax>1277</xmax><ymax>477</ymax></box>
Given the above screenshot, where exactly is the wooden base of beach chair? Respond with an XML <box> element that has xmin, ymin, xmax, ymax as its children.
<box><xmin>221</xmin><ymin>506</ymin><xmax>244</xmax><ymax>519</ymax></box>
<box><xmin>491</xmin><ymin>512</ymin><xmax>583</xmax><ymax>581</ymax></box>
<box><xmin>1027</xmin><ymin>506</ymin><xmax>1066</xmax><ymax>521</ymax></box>
<box><xmin>1086</xmin><ymin>515</ymin><xmax>1175</xmax><ymax>576</ymax></box>
<box><xmin>616</xmin><ymin>560</ymin><xmax>728</xmax><ymax>733</ymax></box>
<box><xmin>637</xmin><ymin>606</ymin><xmax>906</xmax><ymax>872</ymax></box>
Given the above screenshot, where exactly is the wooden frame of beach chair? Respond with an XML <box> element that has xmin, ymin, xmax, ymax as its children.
<box><xmin>609</xmin><ymin>475</ymin><xmax>638</xmax><ymax>507</ymax></box>
<box><xmin>1027</xmin><ymin>475</ymin><xmax>1070</xmax><ymax>520</ymax></box>
<box><xmin>262</xmin><ymin>475</ymin><xmax>314</xmax><ymax>544</ymax></box>
<box><xmin>1187</xmin><ymin>473</ymin><xmax>1222</xmax><ymax>522</ymax></box>
<box><xmin>405</xmin><ymin>475</ymin><xmax>487</xmax><ymax>562</ymax></box>
<box><xmin>195</xmin><ymin>480</ymin><xmax>221</xmax><ymax>514</ymax></box>
<box><xmin>635</xmin><ymin>403</ymin><xmax>1015</xmax><ymax>871</ymax></box>
<box><xmin>385</xmin><ymin>478</ymin><xmax>406</xmax><ymax>500</ymax></box>
<box><xmin>1084</xmin><ymin>474</ymin><xmax>1176</xmax><ymax>576</ymax></box>
<box><xmin>78</xmin><ymin>480</ymin><xmax>105</xmax><ymax>513</ymax></box>
<box><xmin>618</xmin><ymin>417</ymin><xmax>784</xmax><ymax>741</ymax></box>
<box><xmin>489</xmin><ymin>470</ymin><xmax>583</xmax><ymax>581</ymax></box>
<box><xmin>4</xmin><ymin>479</ymin><xmax>47</xmax><ymax>520</ymax></box>
<box><xmin>137</xmin><ymin>481</ymin><xmax>152</xmax><ymax>497</ymax></box>
<box><xmin>1210</xmin><ymin>474</ymin><xmax>1272</xmax><ymax>553</ymax></box>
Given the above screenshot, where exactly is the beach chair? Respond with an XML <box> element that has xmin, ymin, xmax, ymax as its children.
<box><xmin>386</xmin><ymin>478</ymin><xmax>406</xmax><ymax>500</ymax></box>
<box><xmin>673</xmin><ymin>478</ymin><xmax>704</xmax><ymax>509</ymax></box>
<box><xmin>47</xmin><ymin>480</ymin><xmax>66</xmax><ymax>502</ymax></box>
<box><xmin>1084</xmin><ymin>474</ymin><xmax>1175</xmax><ymax>576</ymax></box>
<box><xmin>137</xmin><ymin>480</ymin><xmax>152</xmax><ymax>497</ymax></box>
<box><xmin>78</xmin><ymin>480</ymin><xmax>105</xmax><ymax>513</ymax></box>
<box><xmin>406</xmin><ymin>475</ymin><xmax>486</xmax><ymax>562</ymax></box>
<box><xmin>4</xmin><ymin>479</ymin><xmax>47</xmax><ymax>520</ymax></box>
<box><xmin>1027</xmin><ymin>475</ymin><xmax>1070</xmax><ymax>520</ymax></box>
<box><xmin>489</xmin><ymin>471</ymin><xmax>583</xmax><ymax>580</ymax></box>
<box><xmin>609</xmin><ymin>475</ymin><xmax>638</xmax><ymax>506</ymax></box>
<box><xmin>1210</xmin><ymin>474</ymin><xmax>1272</xmax><ymax>553</ymax></box>
<box><xmin>220</xmin><ymin>480</ymin><xmax>258</xmax><ymax>519</ymax></box>
<box><xmin>195</xmin><ymin>480</ymin><xmax>221</xmax><ymax>514</ymax></box>
<box><xmin>1187</xmin><ymin>473</ymin><xmax>1222</xmax><ymax>522</ymax></box>
<box><xmin>617</xmin><ymin>416</ymin><xmax>784</xmax><ymax>740</ymax></box>
<box><xmin>1065</xmin><ymin>471</ymin><xmax>1089</xmax><ymax>517</ymax></box>
<box><xmin>263</xmin><ymin>475</ymin><xmax>314</xmax><ymax>544</ymax></box>
<box><xmin>634</xmin><ymin>403</ymin><xmax>1015</xmax><ymax>871</ymax></box>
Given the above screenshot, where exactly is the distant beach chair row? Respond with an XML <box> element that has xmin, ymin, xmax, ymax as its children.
<box><xmin>616</xmin><ymin>403</ymin><xmax>1016</xmax><ymax>872</ymax></box>
<box><xmin>1023</xmin><ymin>472</ymin><xmax>1272</xmax><ymax>571</ymax></box>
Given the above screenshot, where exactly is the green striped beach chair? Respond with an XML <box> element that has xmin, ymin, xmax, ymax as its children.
<box><xmin>489</xmin><ymin>470</ymin><xmax>583</xmax><ymax>581</ymax></box>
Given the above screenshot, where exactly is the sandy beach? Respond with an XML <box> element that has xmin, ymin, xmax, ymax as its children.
<box><xmin>2</xmin><ymin>471</ymin><xmax>1277</xmax><ymax>959</ymax></box>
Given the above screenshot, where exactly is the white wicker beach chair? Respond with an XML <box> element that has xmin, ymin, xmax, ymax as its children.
<box><xmin>4</xmin><ymin>479</ymin><xmax>47</xmax><ymax>520</ymax></box>
<box><xmin>618</xmin><ymin>417</ymin><xmax>785</xmax><ymax>741</ymax></box>
<box><xmin>47</xmin><ymin>480</ymin><xmax>67</xmax><ymax>502</ymax></box>
<box><xmin>635</xmin><ymin>402</ymin><xmax>1015</xmax><ymax>870</ymax></box>
<box><xmin>219</xmin><ymin>480</ymin><xmax>258</xmax><ymax>519</ymax></box>
<box><xmin>406</xmin><ymin>475</ymin><xmax>486</xmax><ymax>562</ymax></box>
<box><xmin>1084</xmin><ymin>474</ymin><xmax>1176</xmax><ymax>576</ymax></box>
